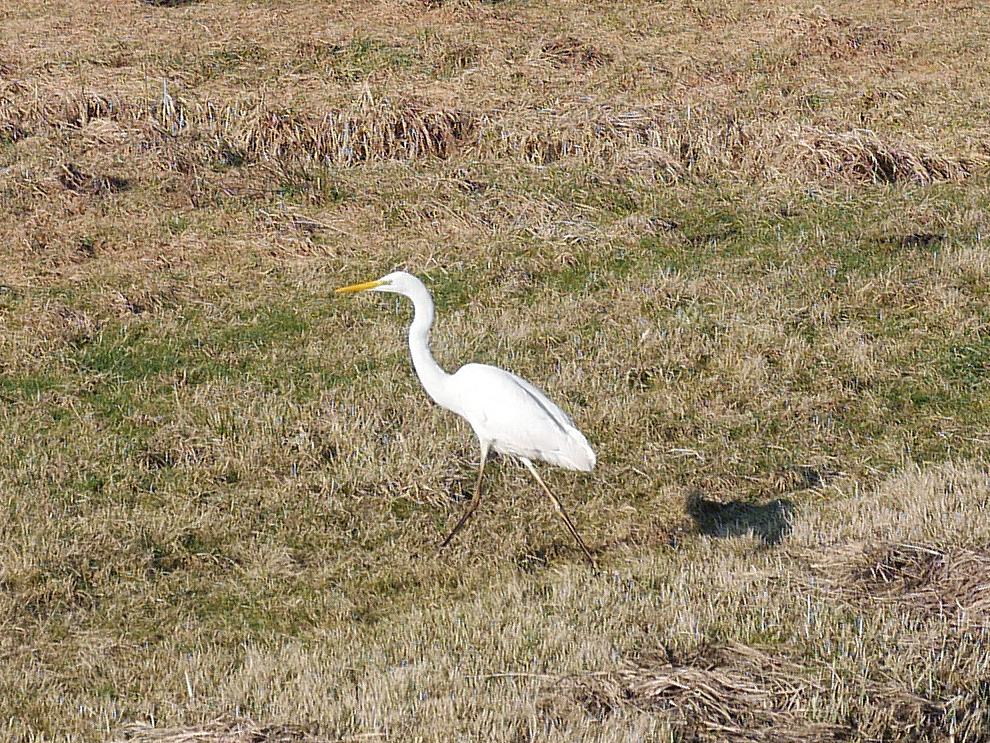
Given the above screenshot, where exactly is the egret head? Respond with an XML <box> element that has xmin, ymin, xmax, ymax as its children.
<box><xmin>335</xmin><ymin>271</ymin><xmax>424</xmax><ymax>297</ymax></box>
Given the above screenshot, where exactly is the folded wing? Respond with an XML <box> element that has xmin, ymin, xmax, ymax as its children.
<box><xmin>446</xmin><ymin>362</ymin><xmax>596</xmax><ymax>471</ymax></box>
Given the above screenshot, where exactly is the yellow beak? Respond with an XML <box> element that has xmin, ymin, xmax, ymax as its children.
<box><xmin>335</xmin><ymin>279</ymin><xmax>384</xmax><ymax>294</ymax></box>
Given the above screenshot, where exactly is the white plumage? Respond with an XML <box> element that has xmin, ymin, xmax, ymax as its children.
<box><xmin>336</xmin><ymin>271</ymin><xmax>596</xmax><ymax>563</ymax></box>
<box><xmin>445</xmin><ymin>362</ymin><xmax>595</xmax><ymax>471</ymax></box>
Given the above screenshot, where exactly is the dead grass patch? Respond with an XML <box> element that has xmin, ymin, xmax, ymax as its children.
<box><xmin>795</xmin><ymin>128</ymin><xmax>976</xmax><ymax>184</ymax></box>
<box><xmin>232</xmin><ymin>94</ymin><xmax>476</xmax><ymax>165</ymax></box>
<box><xmin>0</xmin><ymin>87</ymin><xmax>476</xmax><ymax>165</ymax></box>
<box><xmin>782</xmin><ymin>12</ymin><xmax>899</xmax><ymax>62</ymax></box>
<box><xmin>3</xmin><ymin>86</ymin><xmax>984</xmax><ymax>182</ymax></box>
<box><xmin>559</xmin><ymin>639</ymin><xmax>988</xmax><ymax>743</ymax></box>
<box><xmin>0</xmin><ymin>86</ymin><xmax>126</xmax><ymax>133</ymax></box>
<box><xmin>119</xmin><ymin>719</ymin><xmax>322</xmax><ymax>743</ymax></box>
<box><xmin>139</xmin><ymin>0</ymin><xmax>201</xmax><ymax>6</ymax></box>
<box><xmin>538</xmin><ymin>37</ymin><xmax>611</xmax><ymax>69</ymax></box>
<box><xmin>561</xmin><ymin>643</ymin><xmax>846</xmax><ymax>743</ymax></box>
<box><xmin>815</xmin><ymin>542</ymin><xmax>990</xmax><ymax>622</ymax></box>
<box><xmin>57</xmin><ymin>162</ymin><xmax>130</xmax><ymax>196</ymax></box>
<box><xmin>508</xmin><ymin>106</ymin><xmax>983</xmax><ymax>182</ymax></box>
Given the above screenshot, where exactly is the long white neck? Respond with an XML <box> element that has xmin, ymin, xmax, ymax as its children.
<box><xmin>403</xmin><ymin>281</ymin><xmax>452</xmax><ymax>407</ymax></box>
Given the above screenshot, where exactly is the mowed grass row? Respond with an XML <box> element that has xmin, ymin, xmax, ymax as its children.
<box><xmin>2</xmin><ymin>0</ymin><xmax>990</xmax><ymax>740</ymax></box>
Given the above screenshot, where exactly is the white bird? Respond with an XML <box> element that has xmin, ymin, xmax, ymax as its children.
<box><xmin>336</xmin><ymin>271</ymin><xmax>596</xmax><ymax>564</ymax></box>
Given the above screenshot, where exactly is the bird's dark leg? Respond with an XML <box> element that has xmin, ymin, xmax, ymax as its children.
<box><xmin>521</xmin><ymin>459</ymin><xmax>596</xmax><ymax>566</ymax></box>
<box><xmin>437</xmin><ymin>441</ymin><xmax>490</xmax><ymax>552</ymax></box>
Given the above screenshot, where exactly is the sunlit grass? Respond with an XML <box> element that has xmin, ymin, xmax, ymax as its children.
<box><xmin>2</xmin><ymin>0</ymin><xmax>990</xmax><ymax>740</ymax></box>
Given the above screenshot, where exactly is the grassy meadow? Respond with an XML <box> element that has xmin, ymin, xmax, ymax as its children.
<box><xmin>2</xmin><ymin>0</ymin><xmax>990</xmax><ymax>740</ymax></box>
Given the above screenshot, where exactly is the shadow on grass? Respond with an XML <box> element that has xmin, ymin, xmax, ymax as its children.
<box><xmin>686</xmin><ymin>492</ymin><xmax>794</xmax><ymax>545</ymax></box>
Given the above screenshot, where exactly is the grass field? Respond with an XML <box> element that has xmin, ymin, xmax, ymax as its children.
<box><xmin>2</xmin><ymin>0</ymin><xmax>990</xmax><ymax>740</ymax></box>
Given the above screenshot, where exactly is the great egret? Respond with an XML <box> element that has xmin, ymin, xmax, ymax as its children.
<box><xmin>336</xmin><ymin>271</ymin><xmax>596</xmax><ymax>564</ymax></box>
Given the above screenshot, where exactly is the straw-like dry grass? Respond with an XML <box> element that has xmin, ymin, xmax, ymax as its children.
<box><xmin>2</xmin><ymin>0</ymin><xmax>990</xmax><ymax>741</ymax></box>
<box><xmin>814</xmin><ymin>541</ymin><xmax>990</xmax><ymax>621</ymax></box>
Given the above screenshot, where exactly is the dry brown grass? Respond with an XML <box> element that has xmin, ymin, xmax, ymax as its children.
<box><xmin>4</xmin><ymin>84</ymin><xmax>984</xmax><ymax>182</ymax></box>
<box><xmin>563</xmin><ymin>643</ymin><xmax>848</xmax><ymax>743</ymax></box>
<box><xmin>562</xmin><ymin>627</ymin><xmax>987</xmax><ymax>742</ymax></box>
<box><xmin>816</xmin><ymin>542</ymin><xmax>990</xmax><ymax>622</ymax></box>
<box><xmin>4</xmin><ymin>0</ymin><xmax>988</xmax><ymax>181</ymax></box>
<box><xmin>121</xmin><ymin>719</ymin><xmax>322</xmax><ymax>743</ymax></box>
<box><xmin>550</xmin><ymin>463</ymin><xmax>990</xmax><ymax>743</ymax></box>
<box><xmin>3</xmin><ymin>0</ymin><xmax>990</xmax><ymax>741</ymax></box>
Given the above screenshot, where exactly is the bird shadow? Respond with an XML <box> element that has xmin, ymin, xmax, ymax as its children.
<box><xmin>685</xmin><ymin>491</ymin><xmax>795</xmax><ymax>546</ymax></box>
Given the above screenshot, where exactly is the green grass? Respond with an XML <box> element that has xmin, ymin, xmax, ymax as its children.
<box><xmin>0</xmin><ymin>372</ymin><xmax>58</xmax><ymax>400</ymax></box>
<box><xmin>295</xmin><ymin>39</ymin><xmax>421</xmax><ymax>81</ymax></box>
